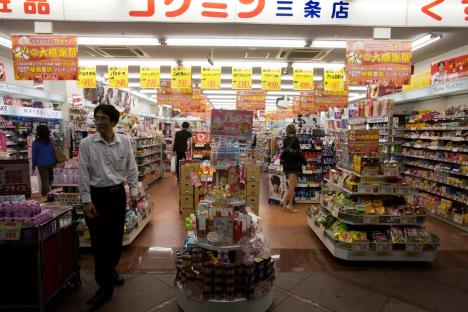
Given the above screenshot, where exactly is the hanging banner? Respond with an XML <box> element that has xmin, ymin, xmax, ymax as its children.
<box><xmin>158</xmin><ymin>80</ymin><xmax>195</xmax><ymax>113</ymax></box>
<box><xmin>11</xmin><ymin>35</ymin><xmax>78</xmax><ymax>81</ymax></box>
<box><xmin>232</xmin><ymin>68</ymin><xmax>252</xmax><ymax>90</ymax></box>
<box><xmin>201</xmin><ymin>67</ymin><xmax>221</xmax><ymax>89</ymax></box>
<box><xmin>236</xmin><ymin>90</ymin><xmax>266</xmax><ymax>111</ymax></box>
<box><xmin>346</xmin><ymin>40</ymin><xmax>412</xmax><ymax>86</ymax></box>
<box><xmin>293</xmin><ymin>84</ymin><xmax>348</xmax><ymax>114</ymax></box>
<box><xmin>261</xmin><ymin>68</ymin><xmax>282</xmax><ymax>90</ymax></box>
<box><xmin>324</xmin><ymin>68</ymin><xmax>345</xmax><ymax>92</ymax></box>
<box><xmin>171</xmin><ymin>66</ymin><xmax>192</xmax><ymax>92</ymax></box>
<box><xmin>430</xmin><ymin>54</ymin><xmax>468</xmax><ymax>85</ymax></box>
<box><xmin>140</xmin><ymin>66</ymin><xmax>160</xmax><ymax>89</ymax></box>
<box><xmin>211</xmin><ymin>109</ymin><xmax>253</xmax><ymax>138</ymax></box>
<box><xmin>77</xmin><ymin>66</ymin><xmax>96</xmax><ymax>88</ymax></box>
<box><xmin>108</xmin><ymin>66</ymin><xmax>128</xmax><ymax>88</ymax></box>
<box><xmin>293</xmin><ymin>68</ymin><xmax>314</xmax><ymax>91</ymax></box>
<box><xmin>191</xmin><ymin>89</ymin><xmax>207</xmax><ymax>113</ymax></box>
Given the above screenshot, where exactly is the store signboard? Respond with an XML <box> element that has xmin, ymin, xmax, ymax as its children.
<box><xmin>430</xmin><ymin>54</ymin><xmax>468</xmax><ymax>85</ymax></box>
<box><xmin>108</xmin><ymin>66</ymin><xmax>129</xmax><ymax>88</ymax></box>
<box><xmin>324</xmin><ymin>68</ymin><xmax>345</xmax><ymax>92</ymax></box>
<box><xmin>346</xmin><ymin>40</ymin><xmax>412</xmax><ymax>87</ymax></box>
<box><xmin>77</xmin><ymin>66</ymin><xmax>96</xmax><ymax>88</ymax></box>
<box><xmin>12</xmin><ymin>35</ymin><xmax>78</xmax><ymax>81</ymax></box>
<box><xmin>236</xmin><ymin>90</ymin><xmax>266</xmax><ymax>111</ymax></box>
<box><xmin>261</xmin><ymin>68</ymin><xmax>281</xmax><ymax>91</ymax></box>
<box><xmin>201</xmin><ymin>67</ymin><xmax>221</xmax><ymax>89</ymax></box>
<box><xmin>171</xmin><ymin>67</ymin><xmax>192</xmax><ymax>92</ymax></box>
<box><xmin>140</xmin><ymin>66</ymin><xmax>160</xmax><ymax>89</ymax></box>
<box><xmin>3</xmin><ymin>0</ymin><xmax>466</xmax><ymax>27</ymax></box>
<box><xmin>232</xmin><ymin>68</ymin><xmax>252</xmax><ymax>90</ymax></box>
<box><xmin>0</xmin><ymin>160</ymin><xmax>31</xmax><ymax>197</ymax></box>
<box><xmin>211</xmin><ymin>109</ymin><xmax>253</xmax><ymax>138</ymax></box>
<box><xmin>293</xmin><ymin>68</ymin><xmax>314</xmax><ymax>91</ymax></box>
<box><xmin>0</xmin><ymin>105</ymin><xmax>63</xmax><ymax>119</ymax></box>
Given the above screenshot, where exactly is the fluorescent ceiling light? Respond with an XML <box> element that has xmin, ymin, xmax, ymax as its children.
<box><xmin>412</xmin><ymin>34</ymin><xmax>441</xmax><ymax>51</ymax></box>
<box><xmin>311</xmin><ymin>40</ymin><xmax>346</xmax><ymax>49</ymax></box>
<box><xmin>267</xmin><ymin>91</ymin><xmax>300</xmax><ymax>96</ymax></box>
<box><xmin>0</xmin><ymin>36</ymin><xmax>12</xmax><ymax>49</ymax></box>
<box><xmin>348</xmin><ymin>94</ymin><xmax>366</xmax><ymax>102</ymax></box>
<box><xmin>79</xmin><ymin>59</ymin><xmax>177</xmax><ymax>66</ymax></box>
<box><xmin>203</xmin><ymin>90</ymin><xmax>237</xmax><ymax>95</ymax></box>
<box><xmin>166</xmin><ymin>38</ymin><xmax>306</xmax><ymax>48</ymax></box>
<box><xmin>349</xmin><ymin>86</ymin><xmax>368</xmax><ymax>91</ymax></box>
<box><xmin>139</xmin><ymin>89</ymin><xmax>158</xmax><ymax>94</ymax></box>
<box><xmin>183</xmin><ymin>60</ymin><xmax>287</xmax><ymax>68</ymax></box>
<box><xmin>206</xmin><ymin>95</ymin><xmax>237</xmax><ymax>99</ymax></box>
<box><xmin>292</xmin><ymin>62</ymin><xmax>345</xmax><ymax>70</ymax></box>
<box><xmin>78</xmin><ymin>36</ymin><xmax>160</xmax><ymax>46</ymax></box>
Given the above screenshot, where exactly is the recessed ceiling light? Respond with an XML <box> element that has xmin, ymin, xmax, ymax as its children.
<box><xmin>166</xmin><ymin>38</ymin><xmax>306</xmax><ymax>48</ymax></box>
<box><xmin>78</xmin><ymin>36</ymin><xmax>160</xmax><ymax>46</ymax></box>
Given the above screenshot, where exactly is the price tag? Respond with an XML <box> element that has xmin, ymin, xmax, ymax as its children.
<box><xmin>363</xmin><ymin>215</ymin><xmax>379</xmax><ymax>224</ymax></box>
<box><xmin>0</xmin><ymin>227</ymin><xmax>21</xmax><ymax>241</ymax></box>
<box><xmin>400</xmin><ymin>215</ymin><xmax>417</xmax><ymax>224</ymax></box>
<box><xmin>331</xmin><ymin>206</ymin><xmax>340</xmax><ymax>218</ymax></box>
<box><xmin>376</xmin><ymin>241</ymin><xmax>393</xmax><ymax>253</ymax></box>
<box><xmin>352</xmin><ymin>240</ymin><xmax>369</xmax><ymax>253</ymax></box>
<box><xmin>406</xmin><ymin>242</ymin><xmax>423</xmax><ymax>253</ymax></box>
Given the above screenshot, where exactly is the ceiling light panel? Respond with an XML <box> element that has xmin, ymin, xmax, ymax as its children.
<box><xmin>166</xmin><ymin>38</ymin><xmax>306</xmax><ymax>48</ymax></box>
<box><xmin>412</xmin><ymin>34</ymin><xmax>441</xmax><ymax>51</ymax></box>
<box><xmin>0</xmin><ymin>36</ymin><xmax>12</xmax><ymax>49</ymax></box>
<box><xmin>78</xmin><ymin>37</ymin><xmax>160</xmax><ymax>46</ymax></box>
<box><xmin>311</xmin><ymin>40</ymin><xmax>347</xmax><ymax>48</ymax></box>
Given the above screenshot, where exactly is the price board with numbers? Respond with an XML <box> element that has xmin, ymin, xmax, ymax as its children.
<box><xmin>108</xmin><ymin>66</ymin><xmax>128</xmax><ymax>88</ymax></box>
<box><xmin>293</xmin><ymin>68</ymin><xmax>314</xmax><ymax>91</ymax></box>
<box><xmin>232</xmin><ymin>68</ymin><xmax>252</xmax><ymax>90</ymax></box>
<box><xmin>261</xmin><ymin>68</ymin><xmax>281</xmax><ymax>90</ymax></box>
<box><xmin>77</xmin><ymin>66</ymin><xmax>96</xmax><ymax>88</ymax></box>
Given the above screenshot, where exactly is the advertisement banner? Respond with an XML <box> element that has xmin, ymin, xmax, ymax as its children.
<box><xmin>201</xmin><ymin>67</ymin><xmax>221</xmax><ymax>89</ymax></box>
<box><xmin>346</xmin><ymin>40</ymin><xmax>412</xmax><ymax>86</ymax></box>
<box><xmin>171</xmin><ymin>66</ymin><xmax>192</xmax><ymax>92</ymax></box>
<box><xmin>12</xmin><ymin>35</ymin><xmax>78</xmax><ymax>80</ymax></box>
<box><xmin>232</xmin><ymin>68</ymin><xmax>252</xmax><ymax>90</ymax></box>
<box><xmin>430</xmin><ymin>54</ymin><xmax>468</xmax><ymax>85</ymax></box>
<box><xmin>140</xmin><ymin>66</ymin><xmax>160</xmax><ymax>89</ymax></box>
<box><xmin>0</xmin><ymin>160</ymin><xmax>31</xmax><ymax>196</ymax></box>
<box><xmin>293</xmin><ymin>85</ymin><xmax>348</xmax><ymax>114</ymax></box>
<box><xmin>236</xmin><ymin>90</ymin><xmax>266</xmax><ymax>111</ymax></box>
<box><xmin>293</xmin><ymin>68</ymin><xmax>314</xmax><ymax>91</ymax></box>
<box><xmin>261</xmin><ymin>68</ymin><xmax>282</xmax><ymax>91</ymax></box>
<box><xmin>191</xmin><ymin>89</ymin><xmax>207</xmax><ymax>113</ymax></box>
<box><xmin>402</xmin><ymin>69</ymin><xmax>432</xmax><ymax>91</ymax></box>
<box><xmin>211</xmin><ymin>109</ymin><xmax>253</xmax><ymax>138</ymax></box>
<box><xmin>108</xmin><ymin>66</ymin><xmax>128</xmax><ymax>88</ymax></box>
<box><xmin>77</xmin><ymin>66</ymin><xmax>96</xmax><ymax>88</ymax></box>
<box><xmin>324</xmin><ymin>68</ymin><xmax>345</xmax><ymax>92</ymax></box>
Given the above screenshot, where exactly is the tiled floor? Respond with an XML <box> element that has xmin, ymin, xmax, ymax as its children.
<box><xmin>53</xmin><ymin>173</ymin><xmax>468</xmax><ymax>312</ymax></box>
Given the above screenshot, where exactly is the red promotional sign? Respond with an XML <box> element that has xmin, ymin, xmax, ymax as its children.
<box><xmin>430</xmin><ymin>54</ymin><xmax>468</xmax><ymax>85</ymax></box>
<box><xmin>293</xmin><ymin>84</ymin><xmax>348</xmax><ymax>114</ymax></box>
<box><xmin>0</xmin><ymin>160</ymin><xmax>31</xmax><ymax>196</ymax></box>
<box><xmin>346</xmin><ymin>40</ymin><xmax>412</xmax><ymax>87</ymax></box>
<box><xmin>236</xmin><ymin>90</ymin><xmax>266</xmax><ymax>111</ymax></box>
<box><xmin>11</xmin><ymin>35</ymin><xmax>78</xmax><ymax>80</ymax></box>
<box><xmin>211</xmin><ymin>109</ymin><xmax>253</xmax><ymax>138</ymax></box>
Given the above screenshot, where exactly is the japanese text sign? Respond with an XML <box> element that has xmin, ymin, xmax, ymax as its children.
<box><xmin>171</xmin><ymin>66</ymin><xmax>192</xmax><ymax>92</ymax></box>
<box><xmin>12</xmin><ymin>34</ymin><xmax>78</xmax><ymax>81</ymax></box>
<box><xmin>108</xmin><ymin>66</ymin><xmax>128</xmax><ymax>88</ymax></box>
<box><xmin>211</xmin><ymin>109</ymin><xmax>253</xmax><ymax>138</ymax></box>
<box><xmin>261</xmin><ymin>68</ymin><xmax>282</xmax><ymax>90</ymax></box>
<box><xmin>232</xmin><ymin>68</ymin><xmax>252</xmax><ymax>90</ymax></box>
<box><xmin>77</xmin><ymin>66</ymin><xmax>96</xmax><ymax>88</ymax></box>
<box><xmin>201</xmin><ymin>67</ymin><xmax>221</xmax><ymax>89</ymax></box>
<box><xmin>0</xmin><ymin>160</ymin><xmax>31</xmax><ymax>196</ymax></box>
<box><xmin>430</xmin><ymin>54</ymin><xmax>468</xmax><ymax>85</ymax></box>
<box><xmin>324</xmin><ymin>68</ymin><xmax>345</xmax><ymax>92</ymax></box>
<box><xmin>293</xmin><ymin>68</ymin><xmax>314</xmax><ymax>91</ymax></box>
<box><xmin>236</xmin><ymin>90</ymin><xmax>266</xmax><ymax>111</ymax></box>
<box><xmin>140</xmin><ymin>66</ymin><xmax>160</xmax><ymax>89</ymax></box>
<box><xmin>346</xmin><ymin>40</ymin><xmax>412</xmax><ymax>86</ymax></box>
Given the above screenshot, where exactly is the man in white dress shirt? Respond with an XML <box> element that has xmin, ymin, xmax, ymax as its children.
<box><xmin>79</xmin><ymin>104</ymin><xmax>138</xmax><ymax>307</ymax></box>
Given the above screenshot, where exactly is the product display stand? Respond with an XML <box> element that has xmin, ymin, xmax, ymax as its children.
<box><xmin>134</xmin><ymin>135</ymin><xmax>164</xmax><ymax>186</ymax></box>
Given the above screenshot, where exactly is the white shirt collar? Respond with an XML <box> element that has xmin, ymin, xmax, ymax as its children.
<box><xmin>93</xmin><ymin>132</ymin><xmax>121</xmax><ymax>144</ymax></box>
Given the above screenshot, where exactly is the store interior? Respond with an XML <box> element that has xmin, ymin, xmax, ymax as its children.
<box><xmin>1</xmin><ymin>6</ymin><xmax>468</xmax><ymax>312</ymax></box>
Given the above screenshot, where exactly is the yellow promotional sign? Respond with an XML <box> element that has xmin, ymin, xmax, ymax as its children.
<box><xmin>232</xmin><ymin>68</ymin><xmax>252</xmax><ymax>90</ymax></box>
<box><xmin>77</xmin><ymin>66</ymin><xmax>96</xmax><ymax>88</ymax></box>
<box><xmin>171</xmin><ymin>66</ymin><xmax>192</xmax><ymax>92</ymax></box>
<box><xmin>293</xmin><ymin>68</ymin><xmax>314</xmax><ymax>91</ymax></box>
<box><xmin>140</xmin><ymin>66</ymin><xmax>160</xmax><ymax>89</ymax></box>
<box><xmin>201</xmin><ymin>67</ymin><xmax>221</xmax><ymax>89</ymax></box>
<box><xmin>261</xmin><ymin>68</ymin><xmax>281</xmax><ymax>90</ymax></box>
<box><xmin>108</xmin><ymin>66</ymin><xmax>128</xmax><ymax>88</ymax></box>
<box><xmin>324</xmin><ymin>68</ymin><xmax>345</xmax><ymax>92</ymax></box>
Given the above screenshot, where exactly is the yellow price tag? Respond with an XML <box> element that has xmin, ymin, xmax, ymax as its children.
<box><xmin>324</xmin><ymin>68</ymin><xmax>345</xmax><ymax>92</ymax></box>
<box><xmin>108</xmin><ymin>66</ymin><xmax>128</xmax><ymax>88</ymax></box>
<box><xmin>261</xmin><ymin>68</ymin><xmax>281</xmax><ymax>91</ymax></box>
<box><xmin>293</xmin><ymin>68</ymin><xmax>314</xmax><ymax>91</ymax></box>
<box><xmin>201</xmin><ymin>67</ymin><xmax>221</xmax><ymax>89</ymax></box>
<box><xmin>77</xmin><ymin>66</ymin><xmax>96</xmax><ymax>88</ymax></box>
<box><xmin>140</xmin><ymin>66</ymin><xmax>160</xmax><ymax>89</ymax></box>
<box><xmin>232</xmin><ymin>68</ymin><xmax>252</xmax><ymax>90</ymax></box>
<box><xmin>171</xmin><ymin>66</ymin><xmax>192</xmax><ymax>92</ymax></box>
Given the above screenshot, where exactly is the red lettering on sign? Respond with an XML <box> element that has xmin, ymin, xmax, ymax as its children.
<box><xmin>421</xmin><ymin>0</ymin><xmax>444</xmax><ymax>21</ymax></box>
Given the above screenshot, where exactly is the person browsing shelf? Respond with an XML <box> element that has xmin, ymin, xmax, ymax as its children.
<box><xmin>173</xmin><ymin>121</ymin><xmax>192</xmax><ymax>181</ymax></box>
<box><xmin>32</xmin><ymin>125</ymin><xmax>56</xmax><ymax>197</ymax></box>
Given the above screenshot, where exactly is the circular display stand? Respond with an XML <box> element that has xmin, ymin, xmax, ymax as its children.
<box><xmin>176</xmin><ymin>284</ymin><xmax>274</xmax><ymax>312</ymax></box>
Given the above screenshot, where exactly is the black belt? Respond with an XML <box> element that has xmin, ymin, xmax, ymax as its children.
<box><xmin>90</xmin><ymin>183</ymin><xmax>124</xmax><ymax>193</ymax></box>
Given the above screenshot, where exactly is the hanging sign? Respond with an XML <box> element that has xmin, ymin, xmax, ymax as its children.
<box><xmin>108</xmin><ymin>66</ymin><xmax>128</xmax><ymax>88</ymax></box>
<box><xmin>211</xmin><ymin>109</ymin><xmax>253</xmax><ymax>138</ymax></box>
<box><xmin>201</xmin><ymin>67</ymin><xmax>221</xmax><ymax>89</ymax></box>
<box><xmin>140</xmin><ymin>66</ymin><xmax>160</xmax><ymax>89</ymax></box>
<box><xmin>261</xmin><ymin>68</ymin><xmax>281</xmax><ymax>90</ymax></box>
<box><xmin>232</xmin><ymin>68</ymin><xmax>252</xmax><ymax>90</ymax></box>
<box><xmin>171</xmin><ymin>66</ymin><xmax>192</xmax><ymax>92</ymax></box>
<box><xmin>236</xmin><ymin>90</ymin><xmax>266</xmax><ymax>111</ymax></box>
<box><xmin>324</xmin><ymin>68</ymin><xmax>345</xmax><ymax>92</ymax></box>
<box><xmin>293</xmin><ymin>68</ymin><xmax>314</xmax><ymax>91</ymax></box>
<box><xmin>346</xmin><ymin>40</ymin><xmax>412</xmax><ymax>86</ymax></box>
<box><xmin>77</xmin><ymin>66</ymin><xmax>96</xmax><ymax>88</ymax></box>
<box><xmin>12</xmin><ymin>35</ymin><xmax>78</xmax><ymax>81</ymax></box>
<box><xmin>0</xmin><ymin>160</ymin><xmax>31</xmax><ymax>196</ymax></box>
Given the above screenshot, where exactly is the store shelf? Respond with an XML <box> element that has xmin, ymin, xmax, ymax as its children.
<box><xmin>401</xmin><ymin>153</ymin><xmax>467</xmax><ymax>165</ymax></box>
<box><xmin>403</xmin><ymin>136</ymin><xmax>467</xmax><ymax>142</ymax></box>
<box><xmin>295</xmin><ymin>199</ymin><xmax>319</xmax><ymax>204</ymax></box>
<box><xmin>402</xmin><ymin>127</ymin><xmax>468</xmax><ymax>131</ymax></box>
<box><xmin>403</xmin><ymin>161</ymin><xmax>468</xmax><ymax>178</ymax></box>
<box><xmin>307</xmin><ymin>216</ymin><xmax>437</xmax><ymax>262</ymax></box>
<box><xmin>296</xmin><ymin>184</ymin><xmax>321</xmax><ymax>188</ymax></box>
<box><xmin>136</xmin><ymin>151</ymin><xmax>161</xmax><ymax>158</ymax></box>
<box><xmin>403</xmin><ymin>172</ymin><xmax>468</xmax><ymax>191</ymax></box>
<box><xmin>52</xmin><ymin>183</ymin><xmax>79</xmax><ymax>188</ymax></box>
<box><xmin>402</xmin><ymin>145</ymin><xmax>468</xmax><ymax>153</ymax></box>
<box><xmin>428</xmin><ymin>212</ymin><xmax>468</xmax><ymax>233</ymax></box>
<box><xmin>193</xmin><ymin>236</ymin><xmax>257</xmax><ymax>251</ymax></box>
<box><xmin>327</xmin><ymin>181</ymin><xmax>407</xmax><ymax>196</ymax></box>
<box><xmin>414</xmin><ymin>186</ymin><xmax>467</xmax><ymax>206</ymax></box>
<box><xmin>138</xmin><ymin>159</ymin><xmax>161</xmax><ymax>167</ymax></box>
<box><xmin>136</xmin><ymin>144</ymin><xmax>161</xmax><ymax>149</ymax></box>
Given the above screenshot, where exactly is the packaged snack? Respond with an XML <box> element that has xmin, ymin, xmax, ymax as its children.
<box><xmin>350</xmin><ymin>231</ymin><xmax>368</xmax><ymax>241</ymax></box>
<box><xmin>418</xmin><ymin>228</ymin><xmax>432</xmax><ymax>244</ymax></box>
<box><xmin>371</xmin><ymin>231</ymin><xmax>388</xmax><ymax>241</ymax></box>
<box><xmin>405</xmin><ymin>227</ymin><xmax>420</xmax><ymax>242</ymax></box>
<box><xmin>390</xmin><ymin>227</ymin><xmax>405</xmax><ymax>243</ymax></box>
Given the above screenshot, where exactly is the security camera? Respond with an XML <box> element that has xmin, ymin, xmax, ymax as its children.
<box><xmin>207</xmin><ymin>49</ymin><xmax>214</xmax><ymax>66</ymax></box>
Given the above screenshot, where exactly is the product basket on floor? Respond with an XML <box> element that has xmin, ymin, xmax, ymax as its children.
<box><xmin>0</xmin><ymin>206</ymin><xmax>80</xmax><ymax>312</ymax></box>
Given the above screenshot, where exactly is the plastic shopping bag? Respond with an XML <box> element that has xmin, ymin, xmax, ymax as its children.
<box><xmin>30</xmin><ymin>175</ymin><xmax>40</xmax><ymax>194</ymax></box>
<box><xmin>170</xmin><ymin>155</ymin><xmax>176</xmax><ymax>173</ymax></box>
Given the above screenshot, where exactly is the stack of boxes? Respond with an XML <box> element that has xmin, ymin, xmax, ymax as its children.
<box><xmin>245</xmin><ymin>164</ymin><xmax>261</xmax><ymax>215</ymax></box>
<box><xmin>179</xmin><ymin>162</ymin><xmax>200</xmax><ymax>220</ymax></box>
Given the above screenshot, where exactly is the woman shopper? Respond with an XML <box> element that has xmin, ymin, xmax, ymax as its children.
<box><xmin>32</xmin><ymin>125</ymin><xmax>56</xmax><ymax>197</ymax></box>
<box><xmin>280</xmin><ymin>124</ymin><xmax>306</xmax><ymax>213</ymax></box>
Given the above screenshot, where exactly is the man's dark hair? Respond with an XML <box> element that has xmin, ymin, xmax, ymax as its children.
<box><xmin>270</xmin><ymin>175</ymin><xmax>280</xmax><ymax>186</ymax></box>
<box><xmin>182</xmin><ymin>121</ymin><xmax>190</xmax><ymax>129</ymax></box>
<box><xmin>94</xmin><ymin>104</ymin><xmax>120</xmax><ymax>124</ymax></box>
